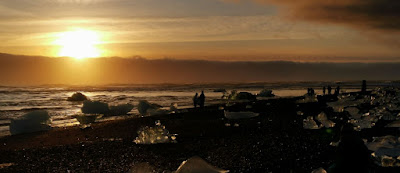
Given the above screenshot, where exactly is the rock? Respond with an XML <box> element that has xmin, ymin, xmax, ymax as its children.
<box><xmin>67</xmin><ymin>92</ymin><xmax>88</xmax><ymax>101</ymax></box>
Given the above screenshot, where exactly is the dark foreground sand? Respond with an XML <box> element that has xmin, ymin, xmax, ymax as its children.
<box><xmin>0</xmin><ymin>97</ymin><xmax>398</xmax><ymax>172</ymax></box>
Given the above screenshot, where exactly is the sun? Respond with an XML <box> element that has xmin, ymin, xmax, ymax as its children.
<box><xmin>54</xmin><ymin>29</ymin><xmax>102</xmax><ymax>60</ymax></box>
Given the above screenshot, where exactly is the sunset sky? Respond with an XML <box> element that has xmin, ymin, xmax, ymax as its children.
<box><xmin>1</xmin><ymin>0</ymin><xmax>399</xmax><ymax>62</ymax></box>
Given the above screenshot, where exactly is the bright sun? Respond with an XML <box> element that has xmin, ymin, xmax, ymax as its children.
<box><xmin>55</xmin><ymin>29</ymin><xmax>102</xmax><ymax>59</ymax></box>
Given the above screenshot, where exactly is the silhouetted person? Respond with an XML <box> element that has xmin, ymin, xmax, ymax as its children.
<box><xmin>327</xmin><ymin>85</ymin><xmax>332</xmax><ymax>95</ymax></box>
<box><xmin>323</xmin><ymin>86</ymin><xmax>326</xmax><ymax>95</ymax></box>
<box><xmin>362</xmin><ymin>80</ymin><xmax>367</xmax><ymax>93</ymax></box>
<box><xmin>310</xmin><ymin>88</ymin><xmax>315</xmax><ymax>95</ymax></box>
<box><xmin>334</xmin><ymin>86</ymin><xmax>340</xmax><ymax>95</ymax></box>
<box><xmin>193</xmin><ymin>93</ymin><xmax>198</xmax><ymax>108</ymax></box>
<box><xmin>328</xmin><ymin>123</ymin><xmax>371</xmax><ymax>173</ymax></box>
<box><xmin>198</xmin><ymin>91</ymin><xmax>205</xmax><ymax>108</ymax></box>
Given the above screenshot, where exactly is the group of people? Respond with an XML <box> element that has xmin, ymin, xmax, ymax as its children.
<box><xmin>322</xmin><ymin>85</ymin><xmax>340</xmax><ymax>95</ymax></box>
<box><xmin>193</xmin><ymin>91</ymin><xmax>205</xmax><ymax>108</ymax></box>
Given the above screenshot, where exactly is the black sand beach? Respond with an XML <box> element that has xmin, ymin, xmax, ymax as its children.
<box><xmin>0</xmin><ymin>95</ymin><xmax>399</xmax><ymax>172</ymax></box>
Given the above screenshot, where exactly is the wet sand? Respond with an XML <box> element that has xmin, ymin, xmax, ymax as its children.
<box><xmin>0</xmin><ymin>96</ymin><xmax>398</xmax><ymax>172</ymax></box>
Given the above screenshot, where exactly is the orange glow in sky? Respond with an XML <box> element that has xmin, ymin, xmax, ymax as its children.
<box><xmin>53</xmin><ymin>29</ymin><xmax>102</xmax><ymax>59</ymax></box>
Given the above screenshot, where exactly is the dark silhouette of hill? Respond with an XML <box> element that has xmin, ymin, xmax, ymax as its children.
<box><xmin>0</xmin><ymin>53</ymin><xmax>399</xmax><ymax>85</ymax></box>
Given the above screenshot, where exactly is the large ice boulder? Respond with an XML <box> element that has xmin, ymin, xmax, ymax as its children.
<box><xmin>109</xmin><ymin>103</ymin><xmax>134</xmax><ymax>115</ymax></box>
<box><xmin>138</xmin><ymin>100</ymin><xmax>163</xmax><ymax>115</ymax></box>
<box><xmin>67</xmin><ymin>92</ymin><xmax>88</xmax><ymax>101</ymax></box>
<box><xmin>81</xmin><ymin>100</ymin><xmax>110</xmax><ymax>114</ymax></box>
<box><xmin>258</xmin><ymin>89</ymin><xmax>275</xmax><ymax>97</ymax></box>
<box><xmin>9</xmin><ymin>110</ymin><xmax>52</xmax><ymax>135</ymax></box>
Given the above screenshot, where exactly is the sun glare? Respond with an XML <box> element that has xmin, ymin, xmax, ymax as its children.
<box><xmin>55</xmin><ymin>29</ymin><xmax>102</xmax><ymax>60</ymax></box>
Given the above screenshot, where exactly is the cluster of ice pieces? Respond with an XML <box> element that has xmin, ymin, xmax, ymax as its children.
<box><xmin>303</xmin><ymin>112</ymin><xmax>335</xmax><ymax>129</ymax></box>
<box><xmin>133</xmin><ymin>120</ymin><xmax>177</xmax><ymax>144</ymax></box>
<box><xmin>366</xmin><ymin>135</ymin><xmax>400</xmax><ymax>167</ymax></box>
<box><xmin>327</xmin><ymin>87</ymin><xmax>400</xmax><ymax>130</ymax></box>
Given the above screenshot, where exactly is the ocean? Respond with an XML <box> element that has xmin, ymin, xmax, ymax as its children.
<box><xmin>0</xmin><ymin>81</ymin><xmax>396</xmax><ymax>136</ymax></box>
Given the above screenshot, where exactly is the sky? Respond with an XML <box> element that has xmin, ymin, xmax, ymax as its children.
<box><xmin>0</xmin><ymin>0</ymin><xmax>399</xmax><ymax>62</ymax></box>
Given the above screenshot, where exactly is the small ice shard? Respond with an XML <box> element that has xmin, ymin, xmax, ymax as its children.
<box><xmin>381</xmin><ymin>155</ymin><xmax>396</xmax><ymax>167</ymax></box>
<box><xmin>134</xmin><ymin>121</ymin><xmax>176</xmax><ymax>144</ymax></box>
<box><xmin>303</xmin><ymin>116</ymin><xmax>320</xmax><ymax>129</ymax></box>
<box><xmin>245</xmin><ymin>105</ymin><xmax>252</xmax><ymax>109</ymax></box>
<box><xmin>297</xmin><ymin>111</ymin><xmax>304</xmax><ymax>116</ymax></box>
<box><xmin>175</xmin><ymin>156</ymin><xmax>229</xmax><ymax>173</ymax></box>
<box><xmin>311</xmin><ymin>167</ymin><xmax>327</xmax><ymax>173</ymax></box>
<box><xmin>81</xmin><ymin>100</ymin><xmax>109</xmax><ymax>114</ymax></box>
<box><xmin>138</xmin><ymin>100</ymin><xmax>162</xmax><ymax>115</ymax></box>
<box><xmin>258</xmin><ymin>89</ymin><xmax>275</xmax><ymax>97</ymax></box>
<box><xmin>9</xmin><ymin>110</ymin><xmax>52</xmax><ymax>135</ymax></box>
<box><xmin>109</xmin><ymin>103</ymin><xmax>134</xmax><ymax>115</ymax></box>
<box><xmin>170</xmin><ymin>103</ymin><xmax>178</xmax><ymax>112</ymax></box>
<box><xmin>316</xmin><ymin>112</ymin><xmax>335</xmax><ymax>128</ymax></box>
<box><xmin>67</xmin><ymin>92</ymin><xmax>88</xmax><ymax>101</ymax></box>
<box><xmin>224</xmin><ymin>111</ymin><xmax>259</xmax><ymax>120</ymax></box>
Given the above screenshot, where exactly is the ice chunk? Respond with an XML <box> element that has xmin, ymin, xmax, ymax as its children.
<box><xmin>67</xmin><ymin>92</ymin><xmax>88</xmax><ymax>101</ymax></box>
<box><xmin>296</xmin><ymin>94</ymin><xmax>317</xmax><ymax>103</ymax></box>
<box><xmin>9</xmin><ymin>110</ymin><xmax>52</xmax><ymax>135</ymax></box>
<box><xmin>74</xmin><ymin>114</ymin><xmax>100</xmax><ymax>125</ymax></box>
<box><xmin>311</xmin><ymin>167</ymin><xmax>327</xmax><ymax>173</ymax></box>
<box><xmin>170</xmin><ymin>103</ymin><xmax>178</xmax><ymax>112</ymax></box>
<box><xmin>367</xmin><ymin>136</ymin><xmax>400</xmax><ymax>157</ymax></box>
<box><xmin>224</xmin><ymin>111</ymin><xmax>259</xmax><ymax>119</ymax></box>
<box><xmin>258</xmin><ymin>89</ymin><xmax>275</xmax><ymax>97</ymax></box>
<box><xmin>175</xmin><ymin>156</ymin><xmax>229</xmax><ymax>173</ymax></box>
<box><xmin>81</xmin><ymin>100</ymin><xmax>109</xmax><ymax>114</ymax></box>
<box><xmin>345</xmin><ymin>107</ymin><xmax>361</xmax><ymax>119</ymax></box>
<box><xmin>386</xmin><ymin>120</ymin><xmax>400</xmax><ymax>128</ymax></box>
<box><xmin>303</xmin><ymin>116</ymin><xmax>320</xmax><ymax>129</ymax></box>
<box><xmin>133</xmin><ymin>121</ymin><xmax>176</xmax><ymax>144</ymax></box>
<box><xmin>109</xmin><ymin>103</ymin><xmax>134</xmax><ymax>115</ymax></box>
<box><xmin>381</xmin><ymin>155</ymin><xmax>396</xmax><ymax>167</ymax></box>
<box><xmin>137</xmin><ymin>100</ymin><xmax>162</xmax><ymax>115</ymax></box>
<box><xmin>316</xmin><ymin>112</ymin><xmax>335</xmax><ymax>128</ymax></box>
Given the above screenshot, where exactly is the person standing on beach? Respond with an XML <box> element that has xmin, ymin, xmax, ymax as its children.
<box><xmin>323</xmin><ymin>86</ymin><xmax>326</xmax><ymax>95</ymax></box>
<box><xmin>193</xmin><ymin>93</ymin><xmax>198</xmax><ymax>108</ymax></box>
<box><xmin>335</xmin><ymin>86</ymin><xmax>340</xmax><ymax>95</ymax></box>
<box><xmin>199</xmin><ymin>91</ymin><xmax>205</xmax><ymax>108</ymax></box>
<box><xmin>362</xmin><ymin>80</ymin><xmax>367</xmax><ymax>93</ymax></box>
<box><xmin>327</xmin><ymin>86</ymin><xmax>332</xmax><ymax>95</ymax></box>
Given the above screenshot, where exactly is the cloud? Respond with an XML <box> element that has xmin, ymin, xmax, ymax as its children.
<box><xmin>225</xmin><ymin>0</ymin><xmax>400</xmax><ymax>32</ymax></box>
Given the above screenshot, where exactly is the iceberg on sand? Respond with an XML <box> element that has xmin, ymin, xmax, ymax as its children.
<box><xmin>9</xmin><ymin>110</ymin><xmax>52</xmax><ymax>135</ymax></box>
